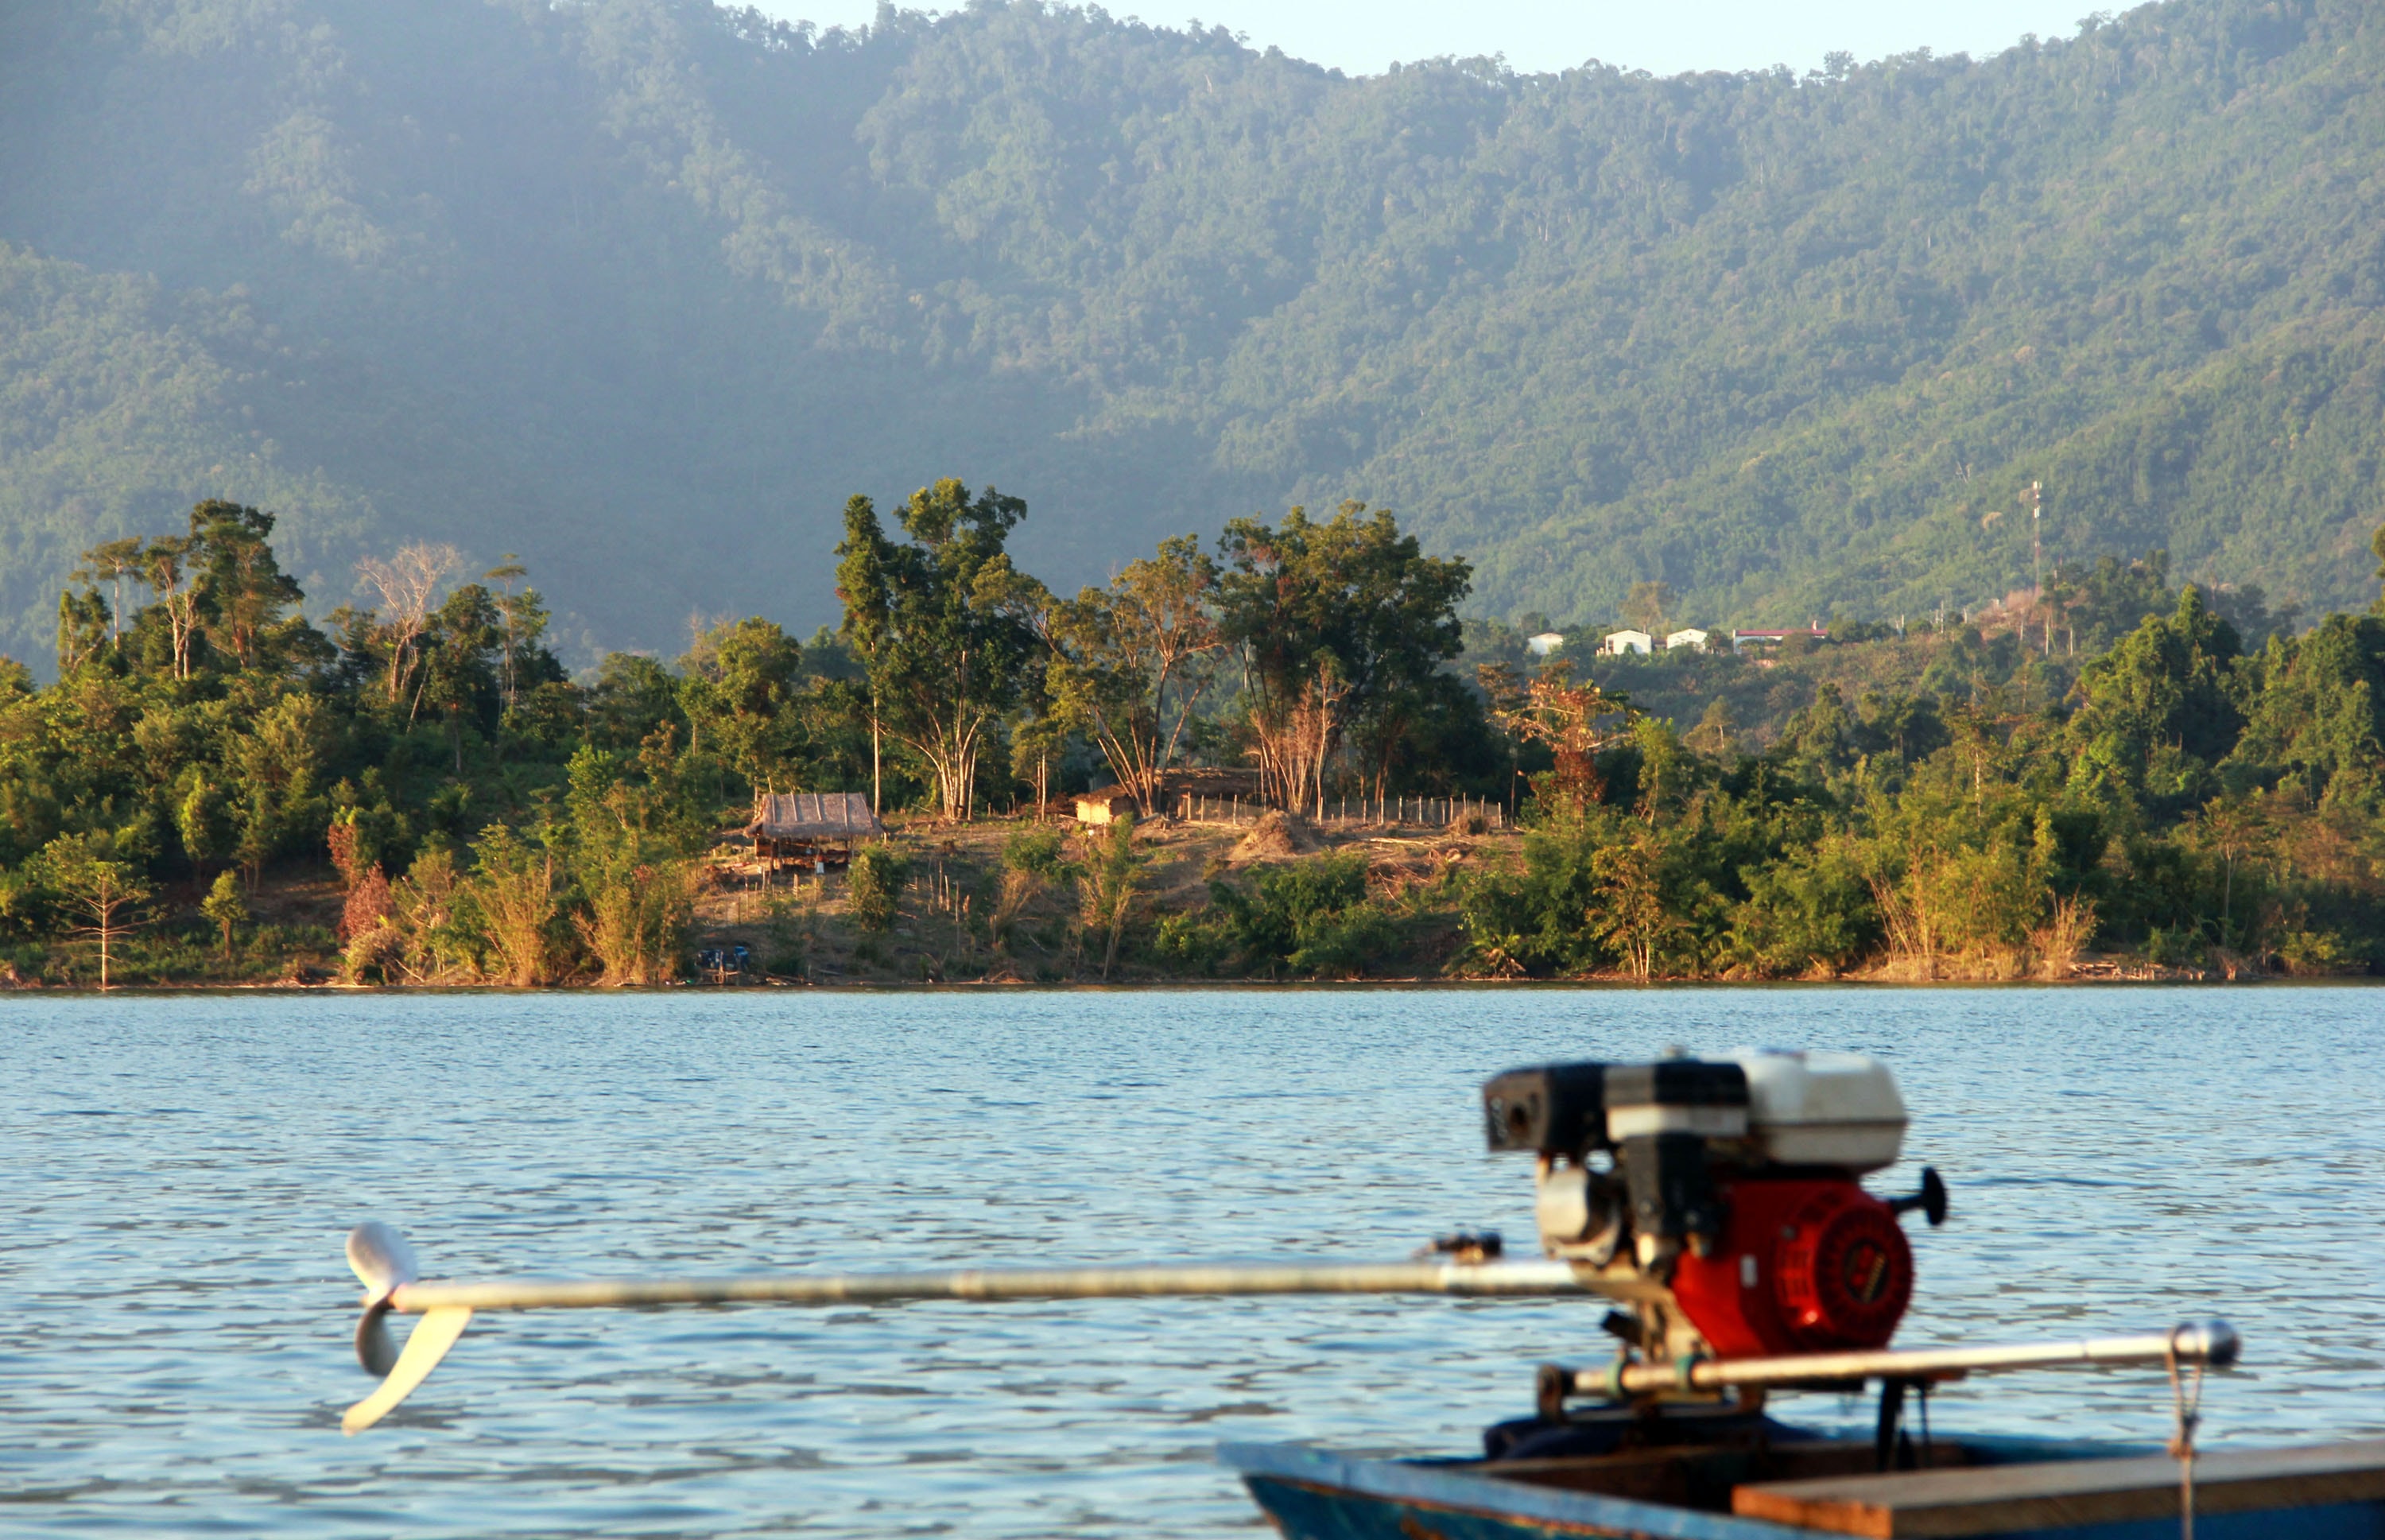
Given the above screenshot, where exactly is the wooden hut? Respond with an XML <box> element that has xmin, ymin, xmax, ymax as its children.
<box><xmin>1072</xmin><ymin>785</ymin><xmax>1142</xmax><ymax>826</ymax></box>
<box><xmin>747</xmin><ymin>792</ymin><xmax>882</xmax><ymax>871</ymax></box>
<box><xmin>1075</xmin><ymin>768</ymin><xmax>1262</xmax><ymax>825</ymax></box>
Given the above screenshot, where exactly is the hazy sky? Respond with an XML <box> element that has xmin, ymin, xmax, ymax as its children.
<box><xmin>750</xmin><ymin>0</ymin><xmax>2098</xmax><ymax>78</ymax></box>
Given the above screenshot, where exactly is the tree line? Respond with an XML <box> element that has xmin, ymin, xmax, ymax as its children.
<box><xmin>7</xmin><ymin>489</ymin><xmax>2385</xmax><ymax>985</ymax></box>
<box><xmin>0</xmin><ymin>487</ymin><xmax>1484</xmax><ymax>984</ymax></box>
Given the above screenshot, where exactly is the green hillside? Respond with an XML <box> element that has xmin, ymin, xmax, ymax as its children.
<box><xmin>2</xmin><ymin>0</ymin><xmax>2381</xmax><ymax>665</ymax></box>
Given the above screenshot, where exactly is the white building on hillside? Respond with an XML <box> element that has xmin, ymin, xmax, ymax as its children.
<box><xmin>1665</xmin><ymin>628</ymin><xmax>1710</xmax><ymax>652</ymax></box>
<box><xmin>1525</xmin><ymin>631</ymin><xmax>1565</xmax><ymax>657</ymax></box>
<box><xmin>1599</xmin><ymin>629</ymin><xmax>1653</xmax><ymax>656</ymax></box>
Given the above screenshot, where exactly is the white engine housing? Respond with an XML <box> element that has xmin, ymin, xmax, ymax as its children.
<box><xmin>1733</xmin><ymin>1049</ymin><xmax>1906</xmax><ymax>1173</ymax></box>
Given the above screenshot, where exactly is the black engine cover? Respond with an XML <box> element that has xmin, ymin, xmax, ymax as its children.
<box><xmin>1482</xmin><ymin>1063</ymin><xmax>1607</xmax><ymax>1154</ymax></box>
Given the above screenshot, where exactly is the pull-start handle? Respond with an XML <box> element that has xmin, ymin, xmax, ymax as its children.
<box><xmin>1888</xmin><ymin>1166</ymin><xmax>1949</xmax><ymax>1228</ymax></box>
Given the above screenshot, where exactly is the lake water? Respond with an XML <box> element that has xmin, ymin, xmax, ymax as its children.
<box><xmin>6</xmin><ymin>987</ymin><xmax>2383</xmax><ymax>1537</ymax></box>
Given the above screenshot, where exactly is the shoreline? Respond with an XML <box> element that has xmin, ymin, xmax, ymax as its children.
<box><xmin>7</xmin><ymin>968</ymin><xmax>2372</xmax><ymax>995</ymax></box>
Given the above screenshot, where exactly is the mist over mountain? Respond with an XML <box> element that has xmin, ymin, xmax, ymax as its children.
<box><xmin>2</xmin><ymin>0</ymin><xmax>2380</xmax><ymax>666</ymax></box>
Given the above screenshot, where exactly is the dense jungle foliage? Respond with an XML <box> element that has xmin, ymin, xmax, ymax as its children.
<box><xmin>5</xmin><ymin>0</ymin><xmax>2384</xmax><ymax>665</ymax></box>
<box><xmin>9</xmin><ymin>490</ymin><xmax>2385</xmax><ymax>987</ymax></box>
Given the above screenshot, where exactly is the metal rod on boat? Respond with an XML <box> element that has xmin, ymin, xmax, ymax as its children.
<box><xmin>1569</xmin><ymin>1321</ymin><xmax>2240</xmax><ymax>1398</ymax></box>
<box><xmin>388</xmin><ymin>1257</ymin><xmax>1641</xmax><ymax>1313</ymax></box>
<box><xmin>338</xmin><ymin>1222</ymin><xmax>1654</xmax><ymax>1434</ymax></box>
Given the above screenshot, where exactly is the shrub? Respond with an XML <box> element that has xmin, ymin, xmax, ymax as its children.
<box><xmin>1002</xmin><ymin>824</ymin><xmax>1072</xmax><ymax>879</ymax></box>
<box><xmin>2</xmin><ymin>941</ymin><xmax>47</xmax><ymax>983</ymax></box>
<box><xmin>1586</xmin><ymin>835</ymin><xmax>1685</xmax><ymax>981</ymax></box>
<box><xmin>988</xmin><ymin>867</ymin><xmax>1045</xmax><ymax>954</ymax></box>
<box><xmin>2030</xmin><ymin>894</ymin><xmax>2098</xmax><ymax>979</ymax></box>
<box><xmin>378</xmin><ymin>846</ymin><xmax>478</xmax><ymax>982</ymax></box>
<box><xmin>761</xmin><ymin>894</ymin><xmax>808</xmax><ymax>977</ymax></box>
<box><xmin>2279</xmin><ymin>927</ymin><xmax>2360</xmax><ymax>975</ymax></box>
<box><xmin>1212</xmin><ymin>851</ymin><xmax>1395</xmax><ymax>978</ymax></box>
<box><xmin>1150</xmin><ymin>910</ymin><xmax>1229</xmax><ymax>974</ymax></box>
<box><xmin>560</xmin><ymin>743</ymin><xmax>704</xmax><ymax>985</ymax></box>
<box><xmin>1730</xmin><ymin>842</ymin><xmax>1878</xmax><ymax>977</ymax></box>
<box><xmin>2143</xmin><ymin>925</ymin><xmax>2208</xmax><ymax>969</ymax></box>
<box><xmin>847</xmin><ymin>842</ymin><xmax>909</xmax><ymax>933</ymax></box>
<box><xmin>1073</xmin><ymin>817</ymin><xmax>1145</xmax><ymax>978</ymax></box>
<box><xmin>339</xmin><ymin>865</ymin><xmax>393</xmax><ymax>942</ymax></box>
<box><xmin>465</xmin><ymin>826</ymin><xmax>568</xmax><ymax>984</ymax></box>
<box><xmin>577</xmin><ymin>860</ymin><xmax>696</xmax><ymax>985</ymax></box>
<box><xmin>1452</xmin><ymin>811</ymin><xmax>1607</xmax><ymax>976</ymax></box>
<box><xmin>343</xmin><ymin>923</ymin><xmax>405</xmax><ymax>985</ymax></box>
<box><xmin>200</xmin><ymin>871</ymin><xmax>247</xmax><ymax>960</ymax></box>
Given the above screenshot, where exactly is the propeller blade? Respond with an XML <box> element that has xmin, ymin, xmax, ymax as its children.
<box><xmin>342</xmin><ymin>1307</ymin><xmax>473</xmax><ymax>1434</ymax></box>
<box><xmin>347</xmin><ymin>1221</ymin><xmax>421</xmax><ymax>1304</ymax></box>
<box><xmin>355</xmin><ymin>1306</ymin><xmax>398</xmax><ymax>1378</ymax></box>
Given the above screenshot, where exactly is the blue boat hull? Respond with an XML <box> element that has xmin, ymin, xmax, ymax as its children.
<box><xmin>1221</xmin><ymin>1440</ymin><xmax>2385</xmax><ymax>1540</ymax></box>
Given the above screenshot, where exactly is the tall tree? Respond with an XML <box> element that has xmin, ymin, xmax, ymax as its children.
<box><xmin>355</xmin><ymin>543</ymin><xmax>462</xmax><ymax>707</ymax></box>
<box><xmin>2226</xmin><ymin>613</ymin><xmax>2385</xmax><ymax>806</ymax></box>
<box><xmin>678</xmin><ymin>617</ymin><xmax>807</xmax><ymax>792</ymax></box>
<box><xmin>835</xmin><ymin>480</ymin><xmax>1042</xmax><ymax>820</ymax></box>
<box><xmin>38</xmin><ymin>832</ymin><xmax>149</xmax><ymax>991</ymax></box>
<box><xmin>2067</xmin><ymin>586</ymin><xmax>2246</xmax><ymax>807</ymax></box>
<box><xmin>72</xmin><ymin>537</ymin><xmax>147</xmax><ymax>648</ymax></box>
<box><xmin>189</xmin><ymin>502</ymin><xmax>305</xmax><ymax>671</ymax></box>
<box><xmin>1216</xmin><ymin>503</ymin><xmax>1471</xmax><ymax>811</ymax></box>
<box><xmin>56</xmin><ymin>587</ymin><xmax>109</xmax><ymax>674</ymax></box>
<box><xmin>413</xmin><ymin>583</ymin><xmax>506</xmax><ymax>754</ymax></box>
<box><xmin>1621</xmin><ymin>580</ymin><xmax>1674</xmax><ymax>636</ymax></box>
<box><xmin>588</xmin><ymin>653</ymin><xmax>687</xmax><ymax>751</ymax></box>
<box><xmin>141</xmin><ymin>536</ymin><xmax>204</xmax><ymax>681</ymax></box>
<box><xmin>482</xmin><ymin>555</ymin><xmax>551</xmax><ymax>716</ymax></box>
<box><xmin>226</xmin><ymin>693</ymin><xmax>333</xmax><ymax>885</ymax></box>
<box><xmin>1045</xmin><ymin>534</ymin><xmax>1223</xmax><ymax>815</ymax></box>
<box><xmin>1489</xmin><ymin>658</ymin><xmax>1640</xmax><ymax>810</ymax></box>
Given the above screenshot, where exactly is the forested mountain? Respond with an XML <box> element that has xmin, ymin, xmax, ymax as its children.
<box><xmin>3</xmin><ymin>0</ymin><xmax>2382</xmax><ymax>667</ymax></box>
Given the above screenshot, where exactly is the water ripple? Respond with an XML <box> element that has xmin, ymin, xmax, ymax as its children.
<box><xmin>2</xmin><ymin>987</ymin><xmax>2380</xmax><ymax>1536</ymax></box>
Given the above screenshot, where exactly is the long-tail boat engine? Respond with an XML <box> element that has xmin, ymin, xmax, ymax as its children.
<box><xmin>1483</xmin><ymin>1049</ymin><xmax>1946</xmax><ymax>1387</ymax></box>
<box><xmin>332</xmin><ymin>1045</ymin><xmax>2261</xmax><ymax>1454</ymax></box>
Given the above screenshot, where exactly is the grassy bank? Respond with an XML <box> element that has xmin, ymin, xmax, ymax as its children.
<box><xmin>0</xmin><ymin>811</ymin><xmax>2306</xmax><ymax>990</ymax></box>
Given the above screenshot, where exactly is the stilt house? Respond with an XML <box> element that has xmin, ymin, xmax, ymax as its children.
<box><xmin>747</xmin><ymin>792</ymin><xmax>883</xmax><ymax>870</ymax></box>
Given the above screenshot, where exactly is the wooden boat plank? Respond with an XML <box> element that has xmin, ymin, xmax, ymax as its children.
<box><xmin>1223</xmin><ymin>1441</ymin><xmax>1819</xmax><ymax>1539</ymax></box>
<box><xmin>1731</xmin><ymin>1437</ymin><xmax>2385</xmax><ymax>1538</ymax></box>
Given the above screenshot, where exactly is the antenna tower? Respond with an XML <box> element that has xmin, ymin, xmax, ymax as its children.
<box><xmin>2023</xmin><ymin>480</ymin><xmax>2047</xmax><ymax>656</ymax></box>
<box><xmin>2023</xmin><ymin>480</ymin><xmax>2043</xmax><ymax>596</ymax></box>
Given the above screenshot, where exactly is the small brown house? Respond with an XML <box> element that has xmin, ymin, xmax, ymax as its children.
<box><xmin>1072</xmin><ymin>785</ymin><xmax>1142</xmax><ymax>826</ymax></box>
<box><xmin>1074</xmin><ymin>768</ymin><xmax>1262</xmax><ymax>825</ymax></box>
<box><xmin>747</xmin><ymin>792</ymin><xmax>883</xmax><ymax>869</ymax></box>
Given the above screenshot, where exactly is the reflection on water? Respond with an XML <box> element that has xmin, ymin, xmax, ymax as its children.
<box><xmin>5</xmin><ymin>987</ymin><xmax>2380</xmax><ymax>1536</ymax></box>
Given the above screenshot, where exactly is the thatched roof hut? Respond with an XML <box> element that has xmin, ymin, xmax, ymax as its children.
<box><xmin>747</xmin><ymin>792</ymin><xmax>883</xmax><ymax>848</ymax></box>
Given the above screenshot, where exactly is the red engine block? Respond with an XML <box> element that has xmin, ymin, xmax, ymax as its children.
<box><xmin>1669</xmin><ymin>1177</ymin><xmax>1913</xmax><ymax>1358</ymax></box>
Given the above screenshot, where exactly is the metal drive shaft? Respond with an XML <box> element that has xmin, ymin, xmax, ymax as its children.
<box><xmin>382</xmin><ymin>1257</ymin><xmax>1650</xmax><ymax>1313</ymax></box>
<box><xmin>1568</xmin><ymin>1321</ymin><xmax>2240</xmax><ymax>1396</ymax></box>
